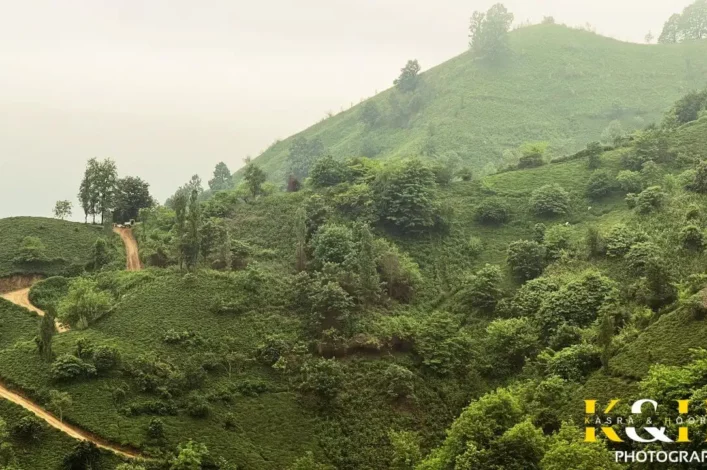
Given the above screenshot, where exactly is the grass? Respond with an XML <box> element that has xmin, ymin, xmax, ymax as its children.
<box><xmin>248</xmin><ymin>24</ymin><xmax>707</xmax><ymax>183</ymax></box>
<box><xmin>0</xmin><ymin>217</ymin><xmax>115</xmax><ymax>278</ymax></box>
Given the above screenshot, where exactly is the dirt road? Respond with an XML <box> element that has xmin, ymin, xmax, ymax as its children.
<box><xmin>0</xmin><ymin>288</ymin><xmax>69</xmax><ymax>333</ymax></box>
<box><xmin>113</xmin><ymin>227</ymin><xmax>142</xmax><ymax>271</ymax></box>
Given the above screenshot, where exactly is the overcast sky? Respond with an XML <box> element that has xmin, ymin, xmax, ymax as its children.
<box><xmin>0</xmin><ymin>0</ymin><xmax>694</xmax><ymax>219</ymax></box>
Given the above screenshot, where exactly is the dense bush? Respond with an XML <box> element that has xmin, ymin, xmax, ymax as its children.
<box><xmin>311</xmin><ymin>223</ymin><xmax>355</xmax><ymax>268</ymax></box>
<box><xmin>372</xmin><ymin>159</ymin><xmax>440</xmax><ymax>233</ymax></box>
<box><xmin>185</xmin><ymin>393</ymin><xmax>211</xmax><ymax>418</ymax></box>
<box><xmin>309</xmin><ymin>155</ymin><xmax>351</xmax><ymax>188</ymax></box>
<box><xmin>690</xmin><ymin>160</ymin><xmax>707</xmax><ymax>193</ymax></box>
<box><xmin>58</xmin><ymin>278</ymin><xmax>112</xmax><ymax>327</ymax></box>
<box><xmin>544</xmin><ymin>344</ymin><xmax>601</xmax><ymax>382</ymax></box>
<box><xmin>456</xmin><ymin>265</ymin><xmax>504</xmax><ymax>314</ymax></box>
<box><xmin>485</xmin><ymin>318</ymin><xmax>540</xmax><ymax>376</ymax></box>
<box><xmin>413</xmin><ymin>311</ymin><xmax>474</xmax><ymax>375</ymax></box>
<box><xmin>507</xmin><ymin>240</ymin><xmax>547</xmax><ymax>282</ymax></box>
<box><xmin>604</xmin><ymin>224</ymin><xmax>648</xmax><ymax>257</ymax></box>
<box><xmin>616</xmin><ymin>170</ymin><xmax>643</xmax><ymax>193</ymax></box>
<box><xmin>679</xmin><ymin>225</ymin><xmax>704</xmax><ymax>251</ymax></box>
<box><xmin>13</xmin><ymin>236</ymin><xmax>50</xmax><ymax>264</ymax></box>
<box><xmin>585</xmin><ymin>170</ymin><xmax>614</xmax><ymax>200</ymax></box>
<box><xmin>474</xmin><ymin>198</ymin><xmax>511</xmax><ymax>225</ymax></box>
<box><xmin>28</xmin><ymin>276</ymin><xmax>70</xmax><ymax>311</ymax></box>
<box><xmin>50</xmin><ymin>354</ymin><xmax>97</xmax><ymax>381</ymax></box>
<box><xmin>543</xmin><ymin>225</ymin><xmax>573</xmax><ymax>260</ymax></box>
<box><xmin>382</xmin><ymin>364</ymin><xmax>416</xmax><ymax>401</ymax></box>
<box><xmin>374</xmin><ymin>239</ymin><xmax>422</xmax><ymax>303</ymax></box>
<box><xmin>627</xmin><ymin>186</ymin><xmax>665</xmax><ymax>214</ymax></box>
<box><xmin>529</xmin><ymin>184</ymin><xmax>570</xmax><ymax>217</ymax></box>
<box><xmin>297</xmin><ymin>358</ymin><xmax>343</xmax><ymax>402</ymax></box>
<box><xmin>625</xmin><ymin>242</ymin><xmax>660</xmax><ymax>274</ymax></box>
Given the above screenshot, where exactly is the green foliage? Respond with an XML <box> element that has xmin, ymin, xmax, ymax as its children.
<box><xmin>309</xmin><ymin>155</ymin><xmax>350</xmax><ymax>188</ymax></box>
<box><xmin>311</xmin><ymin>223</ymin><xmax>355</xmax><ymax>268</ymax></box>
<box><xmin>50</xmin><ymin>354</ymin><xmax>96</xmax><ymax>382</ymax></box>
<box><xmin>540</xmin><ymin>422</ymin><xmax>619</xmax><ymax>470</ymax></box>
<box><xmin>414</xmin><ymin>311</ymin><xmax>473</xmax><ymax>375</ymax></box>
<box><xmin>627</xmin><ymin>185</ymin><xmax>665</xmax><ymax>214</ymax></box>
<box><xmin>543</xmin><ymin>224</ymin><xmax>573</xmax><ymax>260</ymax></box>
<box><xmin>625</xmin><ymin>242</ymin><xmax>660</xmax><ymax>274</ymax></box>
<box><xmin>13</xmin><ymin>236</ymin><xmax>49</xmax><ymax>264</ymax></box>
<box><xmin>604</xmin><ymin>224</ymin><xmax>648</xmax><ymax>257</ymax></box>
<box><xmin>287</xmin><ymin>136</ymin><xmax>325</xmax><ymax>179</ymax></box>
<box><xmin>388</xmin><ymin>430</ymin><xmax>421</xmax><ymax>470</ymax></box>
<box><xmin>474</xmin><ymin>197</ymin><xmax>510</xmax><ymax>225</ymax></box>
<box><xmin>585</xmin><ymin>170</ymin><xmax>614</xmax><ymax>200</ymax></box>
<box><xmin>393</xmin><ymin>60</ymin><xmax>421</xmax><ymax>93</ymax></box>
<box><xmin>507</xmin><ymin>240</ymin><xmax>546</xmax><ymax>282</ymax></box>
<box><xmin>679</xmin><ymin>224</ymin><xmax>705</xmax><ymax>250</ymax></box>
<box><xmin>243</xmin><ymin>162</ymin><xmax>267</xmax><ymax>199</ymax></box>
<box><xmin>485</xmin><ymin>318</ymin><xmax>540</xmax><ymax>376</ymax></box>
<box><xmin>690</xmin><ymin>160</ymin><xmax>707</xmax><ymax>193</ymax></box>
<box><xmin>57</xmin><ymin>278</ymin><xmax>112</xmax><ymax>327</ymax></box>
<box><xmin>469</xmin><ymin>3</ymin><xmax>514</xmax><ymax>60</ymax></box>
<box><xmin>372</xmin><ymin>159</ymin><xmax>440</xmax><ymax>233</ymax></box>
<box><xmin>208</xmin><ymin>162</ymin><xmax>233</xmax><ymax>192</ymax></box>
<box><xmin>114</xmin><ymin>176</ymin><xmax>153</xmax><ymax>222</ymax></box>
<box><xmin>616</xmin><ymin>170</ymin><xmax>643</xmax><ymax>193</ymax></box>
<box><xmin>544</xmin><ymin>344</ymin><xmax>602</xmax><ymax>382</ymax></box>
<box><xmin>529</xmin><ymin>184</ymin><xmax>570</xmax><ymax>217</ymax></box>
<box><xmin>456</xmin><ymin>264</ymin><xmax>504</xmax><ymax>314</ymax></box>
<box><xmin>53</xmin><ymin>200</ymin><xmax>73</xmax><ymax>220</ymax></box>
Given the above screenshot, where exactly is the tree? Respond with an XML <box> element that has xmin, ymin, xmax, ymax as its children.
<box><xmin>309</xmin><ymin>155</ymin><xmax>349</xmax><ymax>188</ymax></box>
<box><xmin>77</xmin><ymin>158</ymin><xmax>100</xmax><ymax>224</ymax></box>
<box><xmin>58</xmin><ymin>278</ymin><xmax>112</xmax><ymax>326</ymax></box>
<box><xmin>475</xmin><ymin>197</ymin><xmax>510</xmax><ymax>225</ymax></box>
<box><xmin>517</xmin><ymin>143</ymin><xmax>546</xmax><ymax>169</ymax></box>
<box><xmin>485</xmin><ymin>318</ymin><xmax>539</xmax><ymax>376</ymax></box>
<box><xmin>360</xmin><ymin>101</ymin><xmax>381</xmax><ymax>128</ymax></box>
<box><xmin>48</xmin><ymin>390</ymin><xmax>72</xmax><ymax>423</ymax></box>
<box><xmin>645</xmin><ymin>30</ymin><xmax>655</xmax><ymax>43</ymax></box>
<box><xmin>585</xmin><ymin>170</ymin><xmax>614</xmax><ymax>200</ymax></box>
<box><xmin>288</xmin><ymin>136</ymin><xmax>325</xmax><ymax>179</ymax></box>
<box><xmin>182</xmin><ymin>189</ymin><xmax>202</xmax><ymax>271</ymax></box>
<box><xmin>62</xmin><ymin>441</ymin><xmax>100</xmax><ymax>470</ymax></box>
<box><xmin>394</xmin><ymin>60</ymin><xmax>421</xmax><ymax>92</ymax></box>
<box><xmin>389</xmin><ymin>430</ymin><xmax>422</xmax><ymax>470</ymax></box>
<box><xmin>243</xmin><ymin>162</ymin><xmax>267</xmax><ymax>199</ymax></box>
<box><xmin>114</xmin><ymin>176</ymin><xmax>153</xmax><ymax>222</ymax></box>
<box><xmin>373</xmin><ymin>159</ymin><xmax>439</xmax><ymax>233</ymax></box>
<box><xmin>37</xmin><ymin>305</ymin><xmax>56</xmax><ymax>361</ymax></box>
<box><xmin>541</xmin><ymin>422</ymin><xmax>620</xmax><ymax>470</ymax></box>
<box><xmin>90</xmin><ymin>237</ymin><xmax>112</xmax><ymax>271</ymax></box>
<box><xmin>53</xmin><ymin>200</ymin><xmax>72</xmax><ymax>220</ymax></box>
<box><xmin>208</xmin><ymin>162</ymin><xmax>233</xmax><ymax>192</ymax></box>
<box><xmin>469</xmin><ymin>4</ymin><xmax>514</xmax><ymax>60</ymax></box>
<box><xmin>600</xmin><ymin>120</ymin><xmax>625</xmax><ymax>146</ymax></box>
<box><xmin>616</xmin><ymin>170</ymin><xmax>643</xmax><ymax>193</ymax></box>
<box><xmin>659</xmin><ymin>1</ymin><xmax>707</xmax><ymax>43</ymax></box>
<box><xmin>507</xmin><ymin>240</ymin><xmax>546</xmax><ymax>282</ymax></box>
<box><xmin>171</xmin><ymin>440</ymin><xmax>209</xmax><ymax>470</ymax></box>
<box><xmin>530</xmin><ymin>184</ymin><xmax>570</xmax><ymax>217</ymax></box>
<box><xmin>95</xmin><ymin>158</ymin><xmax>118</xmax><ymax>224</ymax></box>
<box><xmin>457</xmin><ymin>264</ymin><xmax>504</xmax><ymax>314</ymax></box>
<box><xmin>355</xmin><ymin>224</ymin><xmax>380</xmax><ymax>305</ymax></box>
<box><xmin>295</xmin><ymin>207</ymin><xmax>308</xmax><ymax>272</ymax></box>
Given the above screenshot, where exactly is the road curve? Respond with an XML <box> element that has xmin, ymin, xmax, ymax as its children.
<box><xmin>113</xmin><ymin>227</ymin><xmax>142</xmax><ymax>271</ymax></box>
<box><xmin>1</xmin><ymin>288</ymin><xmax>69</xmax><ymax>333</ymax></box>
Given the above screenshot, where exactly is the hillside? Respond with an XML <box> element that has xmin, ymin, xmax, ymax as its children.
<box><xmin>250</xmin><ymin>24</ymin><xmax>707</xmax><ymax>182</ymax></box>
<box><xmin>0</xmin><ymin>217</ymin><xmax>122</xmax><ymax>279</ymax></box>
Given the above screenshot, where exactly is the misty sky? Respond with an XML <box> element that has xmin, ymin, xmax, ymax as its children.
<box><xmin>0</xmin><ymin>0</ymin><xmax>694</xmax><ymax>219</ymax></box>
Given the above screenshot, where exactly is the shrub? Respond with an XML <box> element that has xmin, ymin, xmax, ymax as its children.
<box><xmin>474</xmin><ymin>198</ymin><xmax>511</xmax><ymax>225</ymax></box>
<box><xmin>311</xmin><ymin>223</ymin><xmax>355</xmax><ymax>268</ymax></box>
<box><xmin>604</xmin><ymin>224</ymin><xmax>648</xmax><ymax>258</ymax></box>
<box><xmin>50</xmin><ymin>354</ymin><xmax>97</xmax><ymax>381</ymax></box>
<box><xmin>456</xmin><ymin>264</ymin><xmax>504</xmax><ymax>314</ymax></box>
<box><xmin>585</xmin><ymin>226</ymin><xmax>604</xmax><ymax>257</ymax></box>
<box><xmin>92</xmin><ymin>346</ymin><xmax>121</xmax><ymax>373</ymax></box>
<box><xmin>28</xmin><ymin>276</ymin><xmax>70</xmax><ymax>311</ymax></box>
<box><xmin>616</xmin><ymin>170</ymin><xmax>643</xmax><ymax>193</ymax></box>
<box><xmin>298</xmin><ymin>358</ymin><xmax>343</xmax><ymax>402</ymax></box>
<box><xmin>585</xmin><ymin>170</ymin><xmax>614</xmax><ymax>200</ymax></box>
<box><xmin>507</xmin><ymin>240</ymin><xmax>547</xmax><ymax>282</ymax></box>
<box><xmin>414</xmin><ymin>311</ymin><xmax>473</xmax><ymax>375</ymax></box>
<box><xmin>686</xmin><ymin>204</ymin><xmax>702</xmax><ymax>221</ymax></box>
<box><xmin>679</xmin><ymin>225</ymin><xmax>704</xmax><ymax>251</ymax></box>
<box><xmin>544</xmin><ymin>225</ymin><xmax>573</xmax><ymax>260</ymax></box>
<box><xmin>13</xmin><ymin>236</ymin><xmax>50</xmax><ymax>264</ymax></box>
<box><xmin>631</xmin><ymin>186</ymin><xmax>665</xmax><ymax>214</ymax></box>
<box><xmin>691</xmin><ymin>161</ymin><xmax>707</xmax><ymax>193</ymax></box>
<box><xmin>375</xmin><ymin>239</ymin><xmax>422</xmax><ymax>302</ymax></box>
<box><xmin>545</xmin><ymin>344</ymin><xmax>602</xmax><ymax>382</ymax></box>
<box><xmin>530</xmin><ymin>184</ymin><xmax>570</xmax><ymax>217</ymax></box>
<box><xmin>372</xmin><ymin>159</ymin><xmax>440</xmax><ymax>233</ymax></box>
<box><xmin>309</xmin><ymin>155</ymin><xmax>350</xmax><ymax>188</ymax></box>
<box><xmin>485</xmin><ymin>318</ymin><xmax>540</xmax><ymax>376</ymax></box>
<box><xmin>382</xmin><ymin>364</ymin><xmax>416</xmax><ymax>401</ymax></box>
<box><xmin>147</xmin><ymin>418</ymin><xmax>165</xmax><ymax>439</ymax></box>
<box><xmin>58</xmin><ymin>278</ymin><xmax>112</xmax><ymax>327</ymax></box>
<box><xmin>11</xmin><ymin>415</ymin><xmax>43</xmax><ymax>441</ymax></box>
<box><xmin>625</xmin><ymin>242</ymin><xmax>660</xmax><ymax>275</ymax></box>
<box><xmin>62</xmin><ymin>441</ymin><xmax>101</xmax><ymax>470</ymax></box>
<box><xmin>185</xmin><ymin>393</ymin><xmax>211</xmax><ymax>418</ymax></box>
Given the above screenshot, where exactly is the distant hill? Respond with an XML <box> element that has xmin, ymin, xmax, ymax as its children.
<box><xmin>250</xmin><ymin>24</ymin><xmax>707</xmax><ymax>182</ymax></box>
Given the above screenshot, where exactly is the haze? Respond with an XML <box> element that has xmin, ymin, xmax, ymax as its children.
<box><xmin>0</xmin><ymin>0</ymin><xmax>693</xmax><ymax>219</ymax></box>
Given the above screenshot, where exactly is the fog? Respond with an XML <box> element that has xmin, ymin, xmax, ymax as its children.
<box><xmin>0</xmin><ymin>0</ymin><xmax>693</xmax><ymax>218</ymax></box>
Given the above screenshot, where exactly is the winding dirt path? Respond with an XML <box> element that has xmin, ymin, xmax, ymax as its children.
<box><xmin>113</xmin><ymin>227</ymin><xmax>142</xmax><ymax>271</ymax></box>
<box><xmin>0</xmin><ymin>228</ymin><xmax>145</xmax><ymax>459</ymax></box>
<box><xmin>1</xmin><ymin>288</ymin><xmax>69</xmax><ymax>333</ymax></box>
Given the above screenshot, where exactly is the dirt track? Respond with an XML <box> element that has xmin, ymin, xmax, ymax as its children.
<box><xmin>0</xmin><ymin>229</ymin><xmax>144</xmax><ymax>459</ymax></box>
<box><xmin>1</xmin><ymin>288</ymin><xmax>69</xmax><ymax>333</ymax></box>
<box><xmin>113</xmin><ymin>227</ymin><xmax>142</xmax><ymax>271</ymax></box>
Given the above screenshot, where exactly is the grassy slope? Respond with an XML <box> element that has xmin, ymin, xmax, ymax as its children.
<box><xmin>250</xmin><ymin>25</ymin><xmax>707</xmax><ymax>182</ymax></box>
<box><xmin>0</xmin><ymin>217</ymin><xmax>110</xmax><ymax>278</ymax></box>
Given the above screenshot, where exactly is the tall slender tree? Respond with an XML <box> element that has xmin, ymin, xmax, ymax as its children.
<box><xmin>183</xmin><ymin>189</ymin><xmax>202</xmax><ymax>271</ymax></box>
<box><xmin>295</xmin><ymin>207</ymin><xmax>308</xmax><ymax>272</ymax></box>
<box><xmin>355</xmin><ymin>224</ymin><xmax>380</xmax><ymax>305</ymax></box>
<box><xmin>37</xmin><ymin>305</ymin><xmax>57</xmax><ymax>360</ymax></box>
<box><xmin>208</xmin><ymin>162</ymin><xmax>233</xmax><ymax>192</ymax></box>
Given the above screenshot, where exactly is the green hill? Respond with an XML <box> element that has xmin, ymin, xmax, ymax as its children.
<box><xmin>0</xmin><ymin>217</ymin><xmax>120</xmax><ymax>279</ymax></box>
<box><xmin>250</xmin><ymin>24</ymin><xmax>707</xmax><ymax>182</ymax></box>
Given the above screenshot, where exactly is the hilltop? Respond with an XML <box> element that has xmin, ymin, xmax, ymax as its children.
<box><xmin>249</xmin><ymin>24</ymin><xmax>707</xmax><ymax>182</ymax></box>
